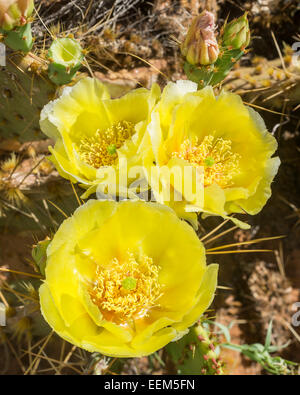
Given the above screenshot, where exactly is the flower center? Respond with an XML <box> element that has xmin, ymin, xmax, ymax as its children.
<box><xmin>172</xmin><ymin>135</ymin><xmax>241</xmax><ymax>187</ymax></box>
<box><xmin>89</xmin><ymin>252</ymin><xmax>162</xmax><ymax>321</ymax></box>
<box><xmin>77</xmin><ymin>120</ymin><xmax>135</xmax><ymax>168</ymax></box>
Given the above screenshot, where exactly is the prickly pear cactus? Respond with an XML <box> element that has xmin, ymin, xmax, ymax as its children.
<box><xmin>0</xmin><ymin>48</ymin><xmax>134</xmax><ymax>232</ymax></box>
<box><xmin>166</xmin><ymin>321</ymin><xmax>224</xmax><ymax>375</ymax></box>
<box><xmin>0</xmin><ymin>51</ymin><xmax>56</xmax><ymax>142</ymax></box>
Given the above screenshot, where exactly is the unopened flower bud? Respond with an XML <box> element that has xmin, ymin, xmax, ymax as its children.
<box><xmin>0</xmin><ymin>0</ymin><xmax>34</xmax><ymax>31</ymax></box>
<box><xmin>222</xmin><ymin>12</ymin><xmax>250</xmax><ymax>50</ymax></box>
<box><xmin>181</xmin><ymin>11</ymin><xmax>219</xmax><ymax>66</ymax></box>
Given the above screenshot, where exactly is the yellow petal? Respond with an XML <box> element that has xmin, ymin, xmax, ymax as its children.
<box><xmin>173</xmin><ymin>263</ymin><xmax>218</xmax><ymax>331</ymax></box>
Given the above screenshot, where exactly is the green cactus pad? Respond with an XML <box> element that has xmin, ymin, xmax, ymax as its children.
<box><xmin>166</xmin><ymin>322</ymin><xmax>224</xmax><ymax>375</ymax></box>
<box><xmin>184</xmin><ymin>48</ymin><xmax>244</xmax><ymax>89</ymax></box>
<box><xmin>0</xmin><ymin>52</ymin><xmax>56</xmax><ymax>142</ymax></box>
<box><xmin>210</xmin><ymin>48</ymin><xmax>244</xmax><ymax>85</ymax></box>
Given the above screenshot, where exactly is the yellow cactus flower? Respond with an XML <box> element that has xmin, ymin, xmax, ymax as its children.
<box><xmin>39</xmin><ymin>200</ymin><xmax>218</xmax><ymax>357</ymax></box>
<box><xmin>40</xmin><ymin>77</ymin><xmax>160</xmax><ymax>198</ymax></box>
<box><xmin>142</xmin><ymin>80</ymin><xmax>280</xmax><ymax>228</ymax></box>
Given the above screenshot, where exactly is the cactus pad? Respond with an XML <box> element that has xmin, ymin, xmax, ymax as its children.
<box><xmin>0</xmin><ymin>51</ymin><xmax>56</xmax><ymax>142</ymax></box>
<box><xmin>166</xmin><ymin>321</ymin><xmax>224</xmax><ymax>375</ymax></box>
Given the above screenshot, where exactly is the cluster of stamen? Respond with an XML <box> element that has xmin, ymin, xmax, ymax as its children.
<box><xmin>172</xmin><ymin>135</ymin><xmax>241</xmax><ymax>187</ymax></box>
<box><xmin>77</xmin><ymin>120</ymin><xmax>135</xmax><ymax>168</ymax></box>
<box><xmin>89</xmin><ymin>251</ymin><xmax>162</xmax><ymax>321</ymax></box>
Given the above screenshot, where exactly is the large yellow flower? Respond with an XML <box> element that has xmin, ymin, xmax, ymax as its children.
<box><xmin>143</xmin><ymin>80</ymin><xmax>280</xmax><ymax>228</ymax></box>
<box><xmin>40</xmin><ymin>77</ymin><xmax>160</xmax><ymax>198</ymax></box>
<box><xmin>39</xmin><ymin>200</ymin><xmax>218</xmax><ymax>357</ymax></box>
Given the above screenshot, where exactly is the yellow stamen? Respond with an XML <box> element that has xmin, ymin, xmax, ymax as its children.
<box><xmin>77</xmin><ymin>120</ymin><xmax>135</xmax><ymax>168</ymax></box>
<box><xmin>172</xmin><ymin>135</ymin><xmax>241</xmax><ymax>187</ymax></box>
<box><xmin>89</xmin><ymin>252</ymin><xmax>162</xmax><ymax>321</ymax></box>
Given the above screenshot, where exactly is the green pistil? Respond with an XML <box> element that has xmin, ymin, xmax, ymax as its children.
<box><xmin>122</xmin><ymin>277</ymin><xmax>137</xmax><ymax>291</ymax></box>
<box><xmin>107</xmin><ymin>144</ymin><xmax>117</xmax><ymax>155</ymax></box>
<box><xmin>204</xmin><ymin>156</ymin><xmax>214</xmax><ymax>167</ymax></box>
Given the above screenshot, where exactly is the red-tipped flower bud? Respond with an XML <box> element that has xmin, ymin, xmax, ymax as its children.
<box><xmin>0</xmin><ymin>0</ymin><xmax>34</xmax><ymax>31</ymax></box>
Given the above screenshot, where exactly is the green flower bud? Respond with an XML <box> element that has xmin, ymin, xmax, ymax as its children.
<box><xmin>181</xmin><ymin>11</ymin><xmax>219</xmax><ymax>66</ymax></box>
<box><xmin>0</xmin><ymin>0</ymin><xmax>34</xmax><ymax>31</ymax></box>
<box><xmin>47</xmin><ymin>37</ymin><xmax>84</xmax><ymax>85</ymax></box>
<box><xmin>222</xmin><ymin>12</ymin><xmax>250</xmax><ymax>50</ymax></box>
